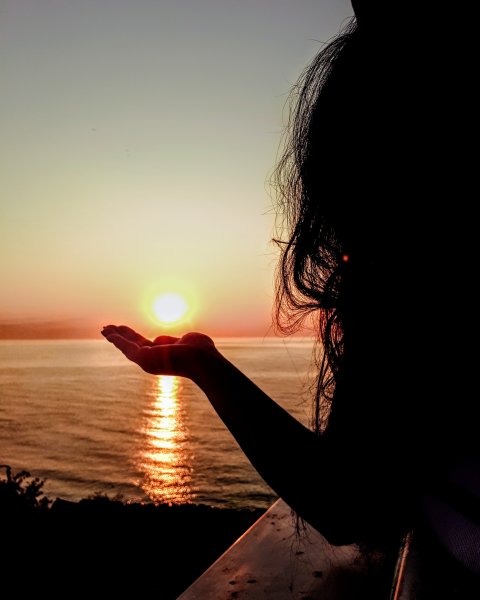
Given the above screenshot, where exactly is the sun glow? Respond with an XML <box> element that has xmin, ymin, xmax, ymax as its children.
<box><xmin>152</xmin><ymin>292</ymin><xmax>189</xmax><ymax>325</ymax></box>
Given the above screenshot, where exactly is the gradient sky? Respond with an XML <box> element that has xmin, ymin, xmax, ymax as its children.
<box><xmin>0</xmin><ymin>0</ymin><xmax>352</xmax><ymax>337</ymax></box>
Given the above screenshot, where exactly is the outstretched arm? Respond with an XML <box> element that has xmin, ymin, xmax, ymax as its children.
<box><xmin>102</xmin><ymin>325</ymin><xmax>352</xmax><ymax>543</ymax></box>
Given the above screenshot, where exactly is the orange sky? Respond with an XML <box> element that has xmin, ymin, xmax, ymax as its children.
<box><xmin>0</xmin><ymin>1</ymin><xmax>352</xmax><ymax>338</ymax></box>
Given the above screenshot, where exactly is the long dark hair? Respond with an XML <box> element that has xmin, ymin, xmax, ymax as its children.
<box><xmin>274</xmin><ymin>18</ymin><xmax>363</xmax><ymax>434</ymax></box>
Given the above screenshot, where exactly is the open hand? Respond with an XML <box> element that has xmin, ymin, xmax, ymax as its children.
<box><xmin>101</xmin><ymin>325</ymin><xmax>216</xmax><ymax>379</ymax></box>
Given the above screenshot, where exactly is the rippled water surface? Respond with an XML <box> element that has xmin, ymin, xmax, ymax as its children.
<box><xmin>0</xmin><ymin>338</ymin><xmax>314</xmax><ymax>508</ymax></box>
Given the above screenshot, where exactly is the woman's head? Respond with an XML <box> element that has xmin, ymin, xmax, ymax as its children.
<box><xmin>274</xmin><ymin>19</ymin><xmax>388</xmax><ymax>417</ymax></box>
<box><xmin>274</xmin><ymin>12</ymin><xmax>473</xmax><ymax>451</ymax></box>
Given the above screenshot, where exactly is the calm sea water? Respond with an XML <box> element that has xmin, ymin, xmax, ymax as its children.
<box><xmin>0</xmin><ymin>338</ymin><xmax>315</xmax><ymax>509</ymax></box>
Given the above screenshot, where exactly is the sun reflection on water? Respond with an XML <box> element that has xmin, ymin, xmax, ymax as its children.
<box><xmin>137</xmin><ymin>375</ymin><xmax>193</xmax><ymax>504</ymax></box>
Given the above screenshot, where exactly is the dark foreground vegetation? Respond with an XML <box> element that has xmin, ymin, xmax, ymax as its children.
<box><xmin>0</xmin><ymin>465</ymin><xmax>264</xmax><ymax>598</ymax></box>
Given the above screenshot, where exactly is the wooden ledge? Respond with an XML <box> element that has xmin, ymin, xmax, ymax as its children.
<box><xmin>178</xmin><ymin>499</ymin><xmax>370</xmax><ymax>599</ymax></box>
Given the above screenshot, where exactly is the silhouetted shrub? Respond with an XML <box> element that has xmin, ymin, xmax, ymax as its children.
<box><xmin>0</xmin><ymin>464</ymin><xmax>51</xmax><ymax>513</ymax></box>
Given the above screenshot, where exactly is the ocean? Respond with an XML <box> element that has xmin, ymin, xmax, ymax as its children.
<box><xmin>0</xmin><ymin>338</ymin><xmax>315</xmax><ymax>509</ymax></box>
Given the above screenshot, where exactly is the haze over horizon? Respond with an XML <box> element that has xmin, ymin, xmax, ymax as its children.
<box><xmin>1</xmin><ymin>0</ymin><xmax>353</xmax><ymax>339</ymax></box>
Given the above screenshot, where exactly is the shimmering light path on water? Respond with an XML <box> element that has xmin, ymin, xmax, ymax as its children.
<box><xmin>139</xmin><ymin>375</ymin><xmax>194</xmax><ymax>504</ymax></box>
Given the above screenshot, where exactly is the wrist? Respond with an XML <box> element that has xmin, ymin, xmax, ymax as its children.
<box><xmin>189</xmin><ymin>345</ymin><xmax>226</xmax><ymax>392</ymax></box>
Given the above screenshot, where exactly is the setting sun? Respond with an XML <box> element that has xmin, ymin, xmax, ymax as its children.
<box><xmin>152</xmin><ymin>293</ymin><xmax>189</xmax><ymax>325</ymax></box>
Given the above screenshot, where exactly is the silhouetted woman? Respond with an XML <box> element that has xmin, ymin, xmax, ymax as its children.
<box><xmin>103</xmin><ymin>3</ymin><xmax>479</xmax><ymax>596</ymax></box>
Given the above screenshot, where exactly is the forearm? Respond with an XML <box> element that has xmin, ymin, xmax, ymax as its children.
<box><xmin>191</xmin><ymin>346</ymin><xmax>340</xmax><ymax>533</ymax></box>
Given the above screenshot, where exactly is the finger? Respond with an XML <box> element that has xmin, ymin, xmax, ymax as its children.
<box><xmin>105</xmin><ymin>333</ymin><xmax>140</xmax><ymax>361</ymax></box>
<box><xmin>116</xmin><ymin>325</ymin><xmax>154</xmax><ymax>346</ymax></box>
<box><xmin>101</xmin><ymin>324</ymin><xmax>153</xmax><ymax>347</ymax></box>
<box><xmin>153</xmin><ymin>335</ymin><xmax>180</xmax><ymax>345</ymax></box>
<box><xmin>101</xmin><ymin>324</ymin><xmax>119</xmax><ymax>337</ymax></box>
<box><xmin>101</xmin><ymin>325</ymin><xmax>128</xmax><ymax>341</ymax></box>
